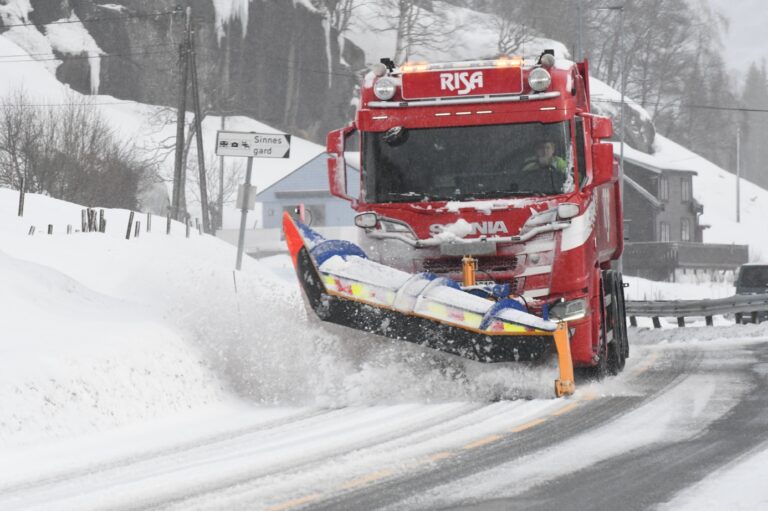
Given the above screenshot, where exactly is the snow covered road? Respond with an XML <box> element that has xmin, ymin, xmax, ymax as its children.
<box><xmin>3</xmin><ymin>336</ymin><xmax>766</xmax><ymax>511</ymax></box>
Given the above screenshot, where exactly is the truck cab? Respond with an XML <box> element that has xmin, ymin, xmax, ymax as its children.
<box><xmin>326</xmin><ymin>53</ymin><xmax>627</xmax><ymax>372</ymax></box>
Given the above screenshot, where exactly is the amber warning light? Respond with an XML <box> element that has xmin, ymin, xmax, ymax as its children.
<box><xmin>401</xmin><ymin>65</ymin><xmax>524</xmax><ymax>100</ymax></box>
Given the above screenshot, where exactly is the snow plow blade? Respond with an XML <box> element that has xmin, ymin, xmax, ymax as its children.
<box><xmin>282</xmin><ymin>213</ymin><xmax>575</xmax><ymax>397</ymax></box>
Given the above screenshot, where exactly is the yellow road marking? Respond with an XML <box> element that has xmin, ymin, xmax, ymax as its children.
<box><xmin>266</xmin><ymin>493</ymin><xmax>323</xmax><ymax>511</ymax></box>
<box><xmin>427</xmin><ymin>451</ymin><xmax>454</xmax><ymax>462</ymax></box>
<box><xmin>510</xmin><ymin>418</ymin><xmax>547</xmax><ymax>433</ymax></box>
<box><xmin>632</xmin><ymin>351</ymin><xmax>660</xmax><ymax>376</ymax></box>
<box><xmin>463</xmin><ymin>434</ymin><xmax>503</xmax><ymax>450</ymax></box>
<box><xmin>551</xmin><ymin>402</ymin><xmax>579</xmax><ymax>416</ymax></box>
<box><xmin>338</xmin><ymin>469</ymin><xmax>395</xmax><ymax>490</ymax></box>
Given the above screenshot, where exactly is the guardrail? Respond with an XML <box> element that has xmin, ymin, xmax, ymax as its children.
<box><xmin>625</xmin><ymin>295</ymin><xmax>768</xmax><ymax>328</ymax></box>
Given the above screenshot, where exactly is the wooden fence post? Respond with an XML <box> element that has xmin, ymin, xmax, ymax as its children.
<box><xmin>166</xmin><ymin>210</ymin><xmax>172</xmax><ymax>235</ymax></box>
<box><xmin>28</xmin><ymin>226</ymin><xmax>35</xmax><ymax>235</ymax></box>
<box><xmin>146</xmin><ymin>212</ymin><xmax>151</xmax><ymax>233</ymax></box>
<box><xmin>47</xmin><ymin>224</ymin><xmax>53</xmax><ymax>235</ymax></box>
<box><xmin>99</xmin><ymin>209</ymin><xmax>105</xmax><ymax>233</ymax></box>
<box><xmin>67</xmin><ymin>224</ymin><xmax>72</xmax><ymax>235</ymax></box>
<box><xmin>135</xmin><ymin>221</ymin><xmax>140</xmax><ymax>238</ymax></box>
<box><xmin>185</xmin><ymin>217</ymin><xmax>191</xmax><ymax>238</ymax></box>
<box><xmin>81</xmin><ymin>210</ymin><xmax>87</xmax><ymax>232</ymax></box>
<box><xmin>126</xmin><ymin>211</ymin><xmax>134</xmax><ymax>240</ymax></box>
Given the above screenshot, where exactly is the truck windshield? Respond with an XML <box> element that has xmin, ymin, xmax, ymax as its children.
<box><xmin>362</xmin><ymin>121</ymin><xmax>574</xmax><ymax>203</ymax></box>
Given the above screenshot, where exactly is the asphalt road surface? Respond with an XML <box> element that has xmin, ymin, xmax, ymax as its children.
<box><xmin>1</xmin><ymin>338</ymin><xmax>766</xmax><ymax>511</ymax></box>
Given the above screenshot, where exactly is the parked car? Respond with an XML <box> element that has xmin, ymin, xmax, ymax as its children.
<box><xmin>735</xmin><ymin>263</ymin><xmax>768</xmax><ymax>323</ymax></box>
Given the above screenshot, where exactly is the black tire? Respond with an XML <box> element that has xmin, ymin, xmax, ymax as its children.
<box><xmin>615</xmin><ymin>272</ymin><xmax>630</xmax><ymax>360</ymax></box>
<box><xmin>576</xmin><ymin>337</ymin><xmax>608</xmax><ymax>382</ymax></box>
<box><xmin>604</xmin><ymin>270</ymin><xmax>626</xmax><ymax>375</ymax></box>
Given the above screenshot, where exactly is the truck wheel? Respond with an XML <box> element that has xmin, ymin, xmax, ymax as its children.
<box><xmin>577</xmin><ymin>339</ymin><xmax>608</xmax><ymax>381</ymax></box>
<box><xmin>615</xmin><ymin>272</ymin><xmax>630</xmax><ymax>360</ymax></box>
<box><xmin>604</xmin><ymin>271</ymin><xmax>626</xmax><ymax>375</ymax></box>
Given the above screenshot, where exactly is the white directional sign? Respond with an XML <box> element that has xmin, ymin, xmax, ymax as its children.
<box><xmin>215</xmin><ymin>131</ymin><xmax>291</xmax><ymax>159</ymax></box>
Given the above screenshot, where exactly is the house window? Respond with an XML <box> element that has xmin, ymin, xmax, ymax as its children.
<box><xmin>681</xmin><ymin>178</ymin><xmax>691</xmax><ymax>202</ymax></box>
<box><xmin>659</xmin><ymin>176</ymin><xmax>669</xmax><ymax>201</ymax></box>
<box><xmin>659</xmin><ymin>221</ymin><xmax>670</xmax><ymax>242</ymax></box>
<box><xmin>681</xmin><ymin>218</ymin><xmax>691</xmax><ymax>241</ymax></box>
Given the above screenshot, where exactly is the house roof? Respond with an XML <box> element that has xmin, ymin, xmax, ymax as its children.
<box><xmin>610</xmin><ymin>142</ymin><xmax>697</xmax><ymax>176</ymax></box>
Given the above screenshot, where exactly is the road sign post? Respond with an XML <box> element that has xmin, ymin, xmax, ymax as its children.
<box><xmin>235</xmin><ymin>156</ymin><xmax>254</xmax><ymax>271</ymax></box>
<box><xmin>215</xmin><ymin>130</ymin><xmax>291</xmax><ymax>270</ymax></box>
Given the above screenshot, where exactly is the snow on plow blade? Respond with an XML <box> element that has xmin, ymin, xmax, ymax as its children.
<box><xmin>282</xmin><ymin>213</ymin><xmax>575</xmax><ymax>397</ymax></box>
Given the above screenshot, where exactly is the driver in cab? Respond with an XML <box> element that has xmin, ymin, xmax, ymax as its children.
<box><xmin>517</xmin><ymin>137</ymin><xmax>569</xmax><ymax>192</ymax></box>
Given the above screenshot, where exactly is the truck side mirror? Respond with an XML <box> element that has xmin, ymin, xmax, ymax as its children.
<box><xmin>326</xmin><ymin>124</ymin><xmax>357</xmax><ymax>202</ymax></box>
<box><xmin>591</xmin><ymin>142</ymin><xmax>616</xmax><ymax>186</ymax></box>
<box><xmin>591</xmin><ymin>115</ymin><xmax>613</xmax><ymax>139</ymax></box>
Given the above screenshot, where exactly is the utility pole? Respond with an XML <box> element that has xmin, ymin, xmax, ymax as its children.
<box><xmin>218</xmin><ymin>26</ymin><xmax>230</xmax><ymax>232</ymax></box>
<box><xmin>598</xmin><ymin>4</ymin><xmax>626</xmax><ymax>272</ymax></box>
<box><xmin>189</xmin><ymin>25</ymin><xmax>211</xmax><ymax>234</ymax></box>
<box><xmin>172</xmin><ymin>7</ymin><xmax>191</xmax><ymax>222</ymax></box>
<box><xmin>577</xmin><ymin>0</ymin><xmax>583</xmax><ymax>61</ymax></box>
<box><xmin>736</xmin><ymin>126</ymin><xmax>741</xmax><ymax>223</ymax></box>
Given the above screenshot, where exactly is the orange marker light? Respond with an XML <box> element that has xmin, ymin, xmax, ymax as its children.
<box><xmin>401</xmin><ymin>62</ymin><xmax>430</xmax><ymax>73</ymax></box>
<box><xmin>495</xmin><ymin>56</ymin><xmax>523</xmax><ymax>68</ymax></box>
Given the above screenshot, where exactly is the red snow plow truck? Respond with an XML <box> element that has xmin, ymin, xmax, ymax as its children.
<box><xmin>283</xmin><ymin>51</ymin><xmax>629</xmax><ymax>397</ymax></box>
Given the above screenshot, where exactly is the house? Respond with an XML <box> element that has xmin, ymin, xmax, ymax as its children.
<box><xmin>217</xmin><ymin>148</ymin><xmax>360</xmax><ymax>257</ymax></box>
<box><xmin>617</xmin><ymin>144</ymin><xmax>748</xmax><ymax>282</ymax></box>
<box><xmin>257</xmin><ymin>152</ymin><xmax>359</xmax><ymax>230</ymax></box>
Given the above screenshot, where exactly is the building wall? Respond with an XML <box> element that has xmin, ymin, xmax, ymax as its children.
<box><xmin>623</xmin><ymin>164</ymin><xmax>659</xmax><ymax>242</ymax></box>
<box><xmin>655</xmin><ymin>171</ymin><xmax>697</xmax><ymax>242</ymax></box>
<box><xmin>257</xmin><ymin>154</ymin><xmax>360</xmax><ymax>229</ymax></box>
<box><xmin>623</xmin><ymin>184</ymin><xmax>656</xmax><ymax>242</ymax></box>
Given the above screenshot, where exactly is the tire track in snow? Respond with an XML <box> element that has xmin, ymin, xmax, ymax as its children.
<box><xmin>0</xmin><ymin>402</ymin><xmax>491</xmax><ymax>511</ymax></box>
<box><xmin>281</xmin><ymin>346</ymin><xmax>702</xmax><ymax>511</ymax></box>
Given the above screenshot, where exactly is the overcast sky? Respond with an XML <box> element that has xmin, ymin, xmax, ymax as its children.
<box><xmin>706</xmin><ymin>0</ymin><xmax>767</xmax><ymax>78</ymax></box>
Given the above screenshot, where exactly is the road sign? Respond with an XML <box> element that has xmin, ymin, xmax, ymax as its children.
<box><xmin>236</xmin><ymin>184</ymin><xmax>258</xmax><ymax>210</ymax></box>
<box><xmin>215</xmin><ymin>131</ymin><xmax>291</xmax><ymax>159</ymax></box>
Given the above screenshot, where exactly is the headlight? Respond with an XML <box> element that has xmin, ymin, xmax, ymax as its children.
<box><xmin>550</xmin><ymin>298</ymin><xmax>588</xmax><ymax>321</ymax></box>
<box><xmin>354</xmin><ymin>212</ymin><xmax>378</xmax><ymax>228</ymax></box>
<box><xmin>373</xmin><ymin>78</ymin><xmax>397</xmax><ymax>100</ymax></box>
<box><xmin>557</xmin><ymin>203</ymin><xmax>580</xmax><ymax>219</ymax></box>
<box><xmin>528</xmin><ymin>68</ymin><xmax>552</xmax><ymax>92</ymax></box>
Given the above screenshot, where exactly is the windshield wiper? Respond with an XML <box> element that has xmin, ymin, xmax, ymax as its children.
<box><xmin>380</xmin><ymin>192</ymin><xmax>428</xmax><ymax>202</ymax></box>
<box><xmin>463</xmin><ymin>190</ymin><xmax>548</xmax><ymax>199</ymax></box>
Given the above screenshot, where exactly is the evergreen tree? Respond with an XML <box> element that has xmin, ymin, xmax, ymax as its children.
<box><xmin>740</xmin><ymin>63</ymin><xmax>768</xmax><ymax>189</ymax></box>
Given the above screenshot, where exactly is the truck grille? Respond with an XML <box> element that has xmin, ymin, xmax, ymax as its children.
<box><xmin>422</xmin><ymin>256</ymin><xmax>519</xmax><ymax>274</ymax></box>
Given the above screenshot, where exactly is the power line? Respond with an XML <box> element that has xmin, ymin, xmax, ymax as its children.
<box><xmin>0</xmin><ymin>10</ymin><xmax>179</xmax><ymax>29</ymax></box>
<box><xmin>592</xmin><ymin>98</ymin><xmax>768</xmax><ymax>114</ymax></box>
<box><xmin>0</xmin><ymin>42</ymin><xmax>178</xmax><ymax>60</ymax></box>
<box><xmin>0</xmin><ymin>49</ymin><xmax>177</xmax><ymax>64</ymax></box>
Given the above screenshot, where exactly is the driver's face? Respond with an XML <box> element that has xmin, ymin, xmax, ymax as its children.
<box><xmin>536</xmin><ymin>141</ymin><xmax>555</xmax><ymax>164</ymax></box>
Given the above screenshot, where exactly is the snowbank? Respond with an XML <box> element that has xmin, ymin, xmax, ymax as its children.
<box><xmin>1</xmin><ymin>187</ymin><xmax>569</xmax><ymax>451</ymax></box>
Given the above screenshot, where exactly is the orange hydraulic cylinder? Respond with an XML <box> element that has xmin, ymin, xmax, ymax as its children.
<box><xmin>462</xmin><ymin>256</ymin><xmax>477</xmax><ymax>287</ymax></box>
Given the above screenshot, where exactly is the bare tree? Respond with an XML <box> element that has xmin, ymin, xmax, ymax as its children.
<box><xmin>373</xmin><ymin>0</ymin><xmax>455</xmax><ymax>64</ymax></box>
<box><xmin>485</xmin><ymin>0</ymin><xmax>535</xmax><ymax>55</ymax></box>
<box><xmin>0</xmin><ymin>90</ymin><xmax>158</xmax><ymax>209</ymax></box>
